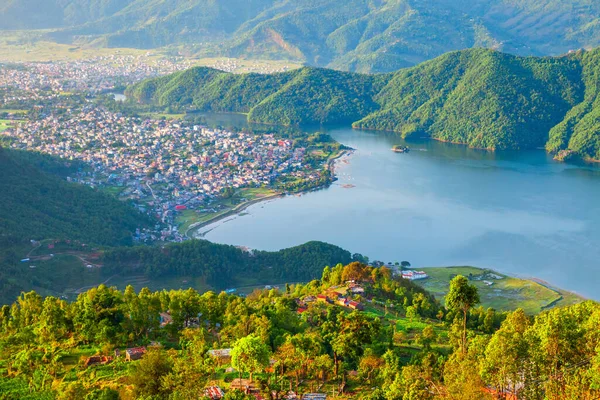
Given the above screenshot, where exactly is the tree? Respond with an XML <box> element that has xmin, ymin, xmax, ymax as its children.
<box><xmin>358</xmin><ymin>350</ymin><xmax>384</xmax><ymax>385</ymax></box>
<box><xmin>231</xmin><ymin>335</ymin><xmax>271</xmax><ymax>382</ymax></box>
<box><xmin>417</xmin><ymin>326</ymin><xmax>436</xmax><ymax>350</ymax></box>
<box><xmin>481</xmin><ymin>308</ymin><xmax>530</xmax><ymax>398</ymax></box>
<box><xmin>445</xmin><ymin>275</ymin><xmax>480</xmax><ymax>353</ymax></box>
<box><xmin>131</xmin><ymin>348</ymin><xmax>173</xmax><ymax>397</ymax></box>
<box><xmin>406</xmin><ymin>306</ymin><xmax>418</xmax><ymax>322</ymax></box>
<box><xmin>341</xmin><ymin>262</ymin><xmax>368</xmax><ymax>282</ymax></box>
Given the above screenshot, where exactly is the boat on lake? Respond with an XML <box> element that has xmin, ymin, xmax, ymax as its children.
<box><xmin>392</xmin><ymin>145</ymin><xmax>410</xmax><ymax>153</ymax></box>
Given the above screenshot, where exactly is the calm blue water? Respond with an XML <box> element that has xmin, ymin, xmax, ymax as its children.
<box><xmin>195</xmin><ymin>125</ymin><xmax>600</xmax><ymax>299</ymax></box>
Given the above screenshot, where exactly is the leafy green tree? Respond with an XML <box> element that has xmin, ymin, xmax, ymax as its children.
<box><xmin>446</xmin><ymin>275</ymin><xmax>480</xmax><ymax>352</ymax></box>
<box><xmin>131</xmin><ymin>348</ymin><xmax>174</xmax><ymax>398</ymax></box>
<box><xmin>417</xmin><ymin>326</ymin><xmax>437</xmax><ymax>350</ymax></box>
<box><xmin>231</xmin><ymin>335</ymin><xmax>271</xmax><ymax>382</ymax></box>
<box><xmin>481</xmin><ymin>308</ymin><xmax>530</xmax><ymax>397</ymax></box>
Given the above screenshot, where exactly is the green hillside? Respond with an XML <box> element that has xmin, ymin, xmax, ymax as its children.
<box><xmin>128</xmin><ymin>48</ymin><xmax>600</xmax><ymax>161</ymax></box>
<box><xmin>0</xmin><ymin>263</ymin><xmax>597</xmax><ymax>399</ymax></box>
<box><xmin>102</xmin><ymin>240</ymin><xmax>354</xmax><ymax>288</ymax></box>
<box><xmin>0</xmin><ymin>147</ymin><xmax>150</xmax><ymax>245</ymax></box>
<box><xmin>354</xmin><ymin>49</ymin><xmax>584</xmax><ymax>150</ymax></box>
<box><xmin>3</xmin><ymin>0</ymin><xmax>600</xmax><ymax>72</ymax></box>
<box><xmin>128</xmin><ymin>66</ymin><xmax>388</xmax><ymax>125</ymax></box>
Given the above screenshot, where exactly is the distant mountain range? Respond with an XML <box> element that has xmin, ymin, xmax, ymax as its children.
<box><xmin>128</xmin><ymin>48</ymin><xmax>600</xmax><ymax>162</ymax></box>
<box><xmin>2</xmin><ymin>0</ymin><xmax>600</xmax><ymax>72</ymax></box>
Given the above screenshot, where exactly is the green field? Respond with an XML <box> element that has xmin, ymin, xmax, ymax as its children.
<box><xmin>0</xmin><ymin>32</ymin><xmax>150</xmax><ymax>62</ymax></box>
<box><xmin>415</xmin><ymin>266</ymin><xmax>583</xmax><ymax>314</ymax></box>
<box><xmin>0</xmin><ymin>109</ymin><xmax>28</xmax><ymax>115</ymax></box>
<box><xmin>0</xmin><ymin>119</ymin><xmax>14</xmax><ymax>132</ymax></box>
<box><xmin>139</xmin><ymin>112</ymin><xmax>185</xmax><ymax>120</ymax></box>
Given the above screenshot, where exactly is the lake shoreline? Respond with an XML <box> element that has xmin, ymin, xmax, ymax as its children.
<box><xmin>187</xmin><ymin>148</ymin><xmax>353</xmax><ymax>238</ymax></box>
<box><xmin>186</xmin><ymin>193</ymin><xmax>284</xmax><ymax>238</ymax></box>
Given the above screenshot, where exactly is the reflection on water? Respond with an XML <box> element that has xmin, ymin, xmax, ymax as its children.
<box><xmin>194</xmin><ymin>115</ymin><xmax>600</xmax><ymax>298</ymax></box>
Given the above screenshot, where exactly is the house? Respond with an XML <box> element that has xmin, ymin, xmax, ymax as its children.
<box><xmin>348</xmin><ymin>301</ymin><xmax>363</xmax><ymax>311</ymax></box>
<box><xmin>125</xmin><ymin>347</ymin><xmax>146</xmax><ymax>361</ymax></box>
<box><xmin>349</xmin><ymin>285</ymin><xmax>365</xmax><ymax>294</ymax></box>
<box><xmin>297</xmin><ymin>307</ymin><xmax>307</xmax><ymax>314</ymax></box>
<box><xmin>204</xmin><ymin>386</ymin><xmax>225</xmax><ymax>399</ymax></box>
<box><xmin>401</xmin><ymin>270</ymin><xmax>429</xmax><ymax>281</ymax></box>
<box><xmin>159</xmin><ymin>312</ymin><xmax>172</xmax><ymax>326</ymax></box>
<box><xmin>316</xmin><ymin>294</ymin><xmax>329</xmax><ymax>304</ymax></box>
<box><xmin>84</xmin><ymin>355</ymin><xmax>112</xmax><ymax>367</ymax></box>
<box><xmin>302</xmin><ymin>394</ymin><xmax>327</xmax><ymax>400</ymax></box>
<box><xmin>208</xmin><ymin>348</ymin><xmax>232</xmax><ymax>364</ymax></box>
<box><xmin>304</xmin><ymin>296</ymin><xmax>316</xmax><ymax>303</ymax></box>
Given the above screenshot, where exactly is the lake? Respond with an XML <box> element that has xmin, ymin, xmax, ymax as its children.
<box><xmin>194</xmin><ymin>118</ymin><xmax>600</xmax><ymax>299</ymax></box>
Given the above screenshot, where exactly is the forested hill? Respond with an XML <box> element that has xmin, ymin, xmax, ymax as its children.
<box><xmin>3</xmin><ymin>0</ymin><xmax>600</xmax><ymax>72</ymax></box>
<box><xmin>102</xmin><ymin>240</ymin><xmax>354</xmax><ymax>289</ymax></box>
<box><xmin>0</xmin><ymin>147</ymin><xmax>151</xmax><ymax>246</ymax></box>
<box><xmin>128</xmin><ymin>48</ymin><xmax>600</xmax><ymax>161</ymax></box>
<box><xmin>128</xmin><ymin>66</ymin><xmax>388</xmax><ymax>126</ymax></box>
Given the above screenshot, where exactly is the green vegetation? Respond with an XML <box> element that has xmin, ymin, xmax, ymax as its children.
<box><xmin>0</xmin><ymin>146</ymin><xmax>154</xmax><ymax>303</ymax></box>
<box><xmin>0</xmin><ymin>234</ymin><xmax>354</xmax><ymax>305</ymax></box>
<box><xmin>415</xmin><ymin>266</ymin><xmax>582</xmax><ymax>315</ymax></box>
<box><xmin>130</xmin><ymin>48</ymin><xmax>600</xmax><ymax>161</ymax></box>
<box><xmin>128</xmin><ymin>66</ymin><xmax>386</xmax><ymax>126</ymax></box>
<box><xmin>102</xmin><ymin>240</ymin><xmax>354</xmax><ymax>289</ymax></box>
<box><xmin>0</xmin><ymin>262</ymin><xmax>598</xmax><ymax>399</ymax></box>
<box><xmin>3</xmin><ymin>1</ymin><xmax>600</xmax><ymax>72</ymax></box>
<box><xmin>0</xmin><ymin>119</ymin><xmax>14</xmax><ymax>132</ymax></box>
<box><xmin>0</xmin><ymin>147</ymin><xmax>151</xmax><ymax>246</ymax></box>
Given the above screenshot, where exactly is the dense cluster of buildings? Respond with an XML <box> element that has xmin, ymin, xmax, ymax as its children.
<box><xmin>3</xmin><ymin>106</ymin><xmax>322</xmax><ymax>235</ymax></box>
<box><xmin>207</xmin><ymin>59</ymin><xmax>294</xmax><ymax>74</ymax></box>
<box><xmin>0</xmin><ymin>54</ymin><xmax>192</xmax><ymax>93</ymax></box>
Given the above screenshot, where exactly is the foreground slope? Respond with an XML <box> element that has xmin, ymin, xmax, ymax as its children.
<box><xmin>2</xmin><ymin>0</ymin><xmax>600</xmax><ymax>72</ymax></box>
<box><xmin>0</xmin><ymin>263</ymin><xmax>597</xmax><ymax>399</ymax></box>
<box><xmin>129</xmin><ymin>48</ymin><xmax>600</xmax><ymax>160</ymax></box>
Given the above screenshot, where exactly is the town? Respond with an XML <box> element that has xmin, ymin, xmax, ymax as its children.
<box><xmin>2</xmin><ymin>105</ymin><xmax>335</xmax><ymax>241</ymax></box>
<box><xmin>0</xmin><ymin>54</ymin><xmax>193</xmax><ymax>93</ymax></box>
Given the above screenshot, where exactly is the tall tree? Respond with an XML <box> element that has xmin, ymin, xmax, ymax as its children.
<box><xmin>445</xmin><ymin>275</ymin><xmax>480</xmax><ymax>353</ymax></box>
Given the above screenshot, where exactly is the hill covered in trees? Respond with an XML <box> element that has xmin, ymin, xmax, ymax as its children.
<box><xmin>2</xmin><ymin>0</ymin><xmax>600</xmax><ymax>72</ymax></box>
<box><xmin>0</xmin><ymin>262</ymin><xmax>598</xmax><ymax>399</ymax></box>
<box><xmin>0</xmin><ymin>147</ymin><xmax>151</xmax><ymax>246</ymax></box>
<box><xmin>102</xmin><ymin>240</ymin><xmax>354</xmax><ymax>288</ymax></box>
<box><xmin>129</xmin><ymin>48</ymin><xmax>600</xmax><ymax>161</ymax></box>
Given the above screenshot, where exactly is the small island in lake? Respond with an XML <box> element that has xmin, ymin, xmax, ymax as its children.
<box><xmin>392</xmin><ymin>144</ymin><xmax>410</xmax><ymax>153</ymax></box>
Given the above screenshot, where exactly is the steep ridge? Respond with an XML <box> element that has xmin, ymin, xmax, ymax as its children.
<box><xmin>546</xmin><ymin>50</ymin><xmax>600</xmax><ymax>161</ymax></box>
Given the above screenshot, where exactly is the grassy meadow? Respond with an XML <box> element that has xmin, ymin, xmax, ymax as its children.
<box><xmin>416</xmin><ymin>266</ymin><xmax>583</xmax><ymax>314</ymax></box>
